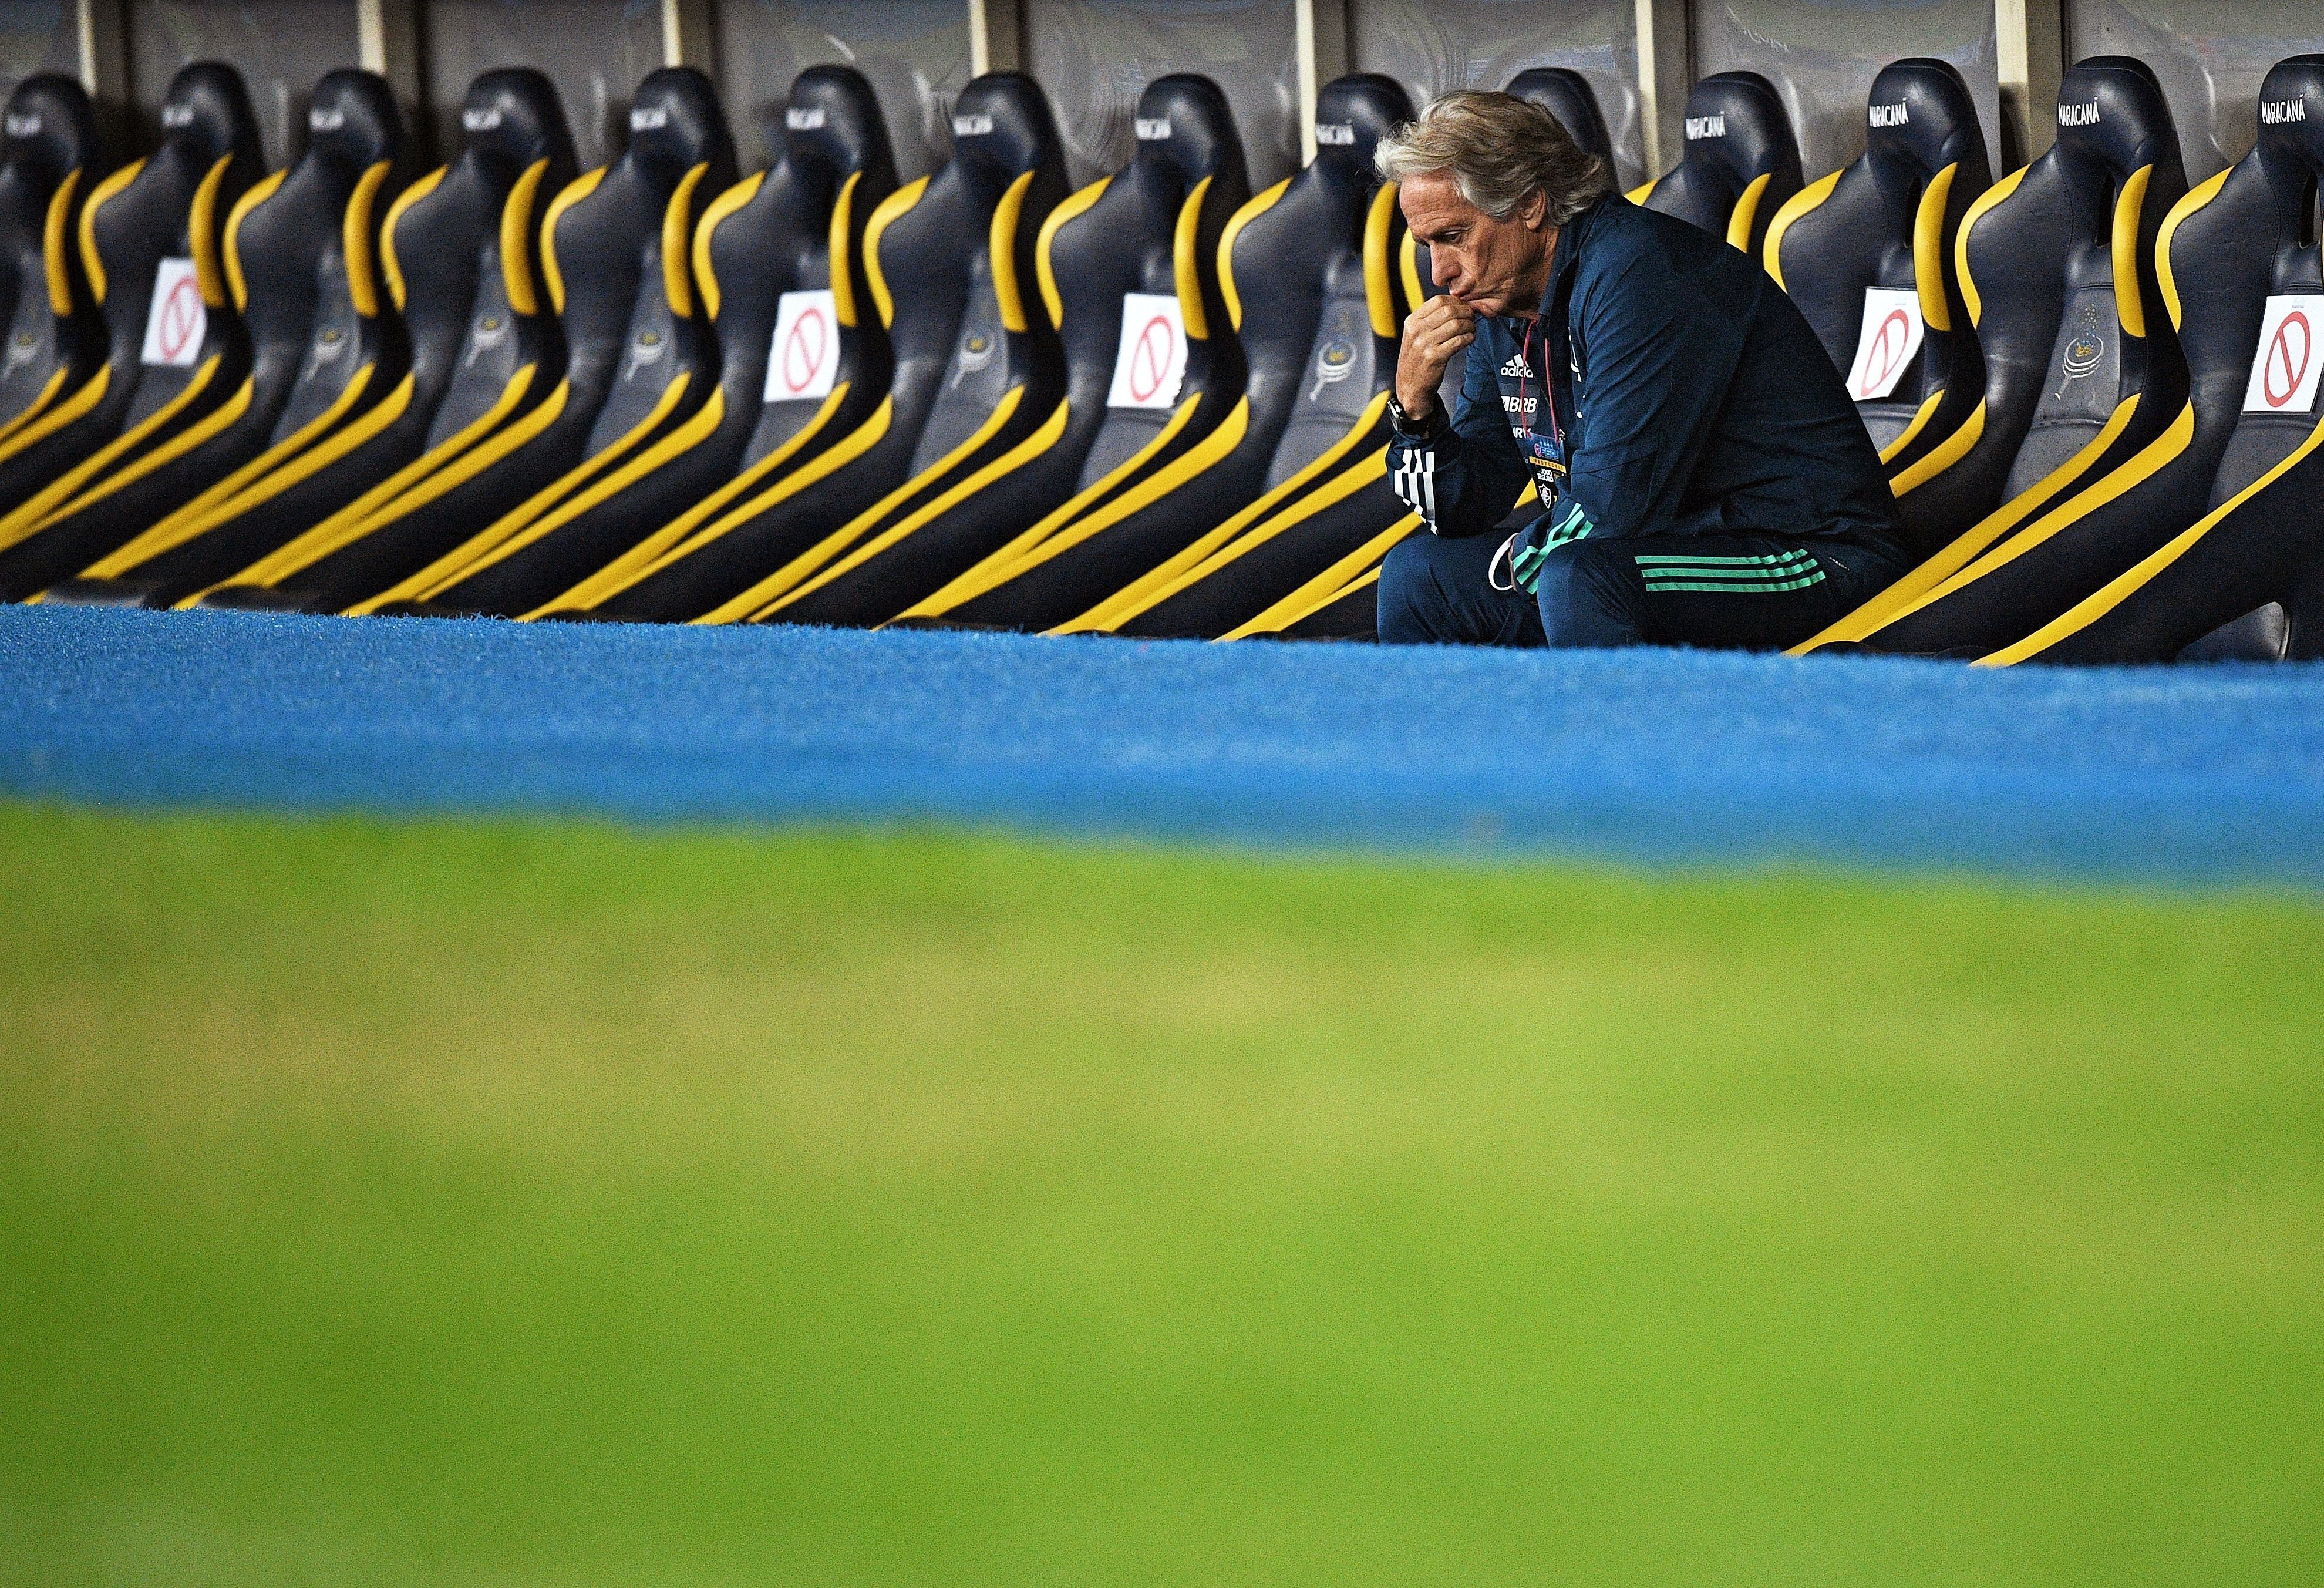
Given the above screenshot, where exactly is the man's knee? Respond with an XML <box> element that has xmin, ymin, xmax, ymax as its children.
<box><xmin>1379</xmin><ymin>533</ymin><xmax>1476</xmax><ymax>645</ymax></box>
<box><xmin>1533</xmin><ymin>543</ymin><xmax>1648</xmax><ymax>648</ymax></box>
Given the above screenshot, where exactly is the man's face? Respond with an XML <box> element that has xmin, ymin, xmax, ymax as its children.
<box><xmin>1399</xmin><ymin>170</ymin><xmax>1552</xmax><ymax>318</ymax></box>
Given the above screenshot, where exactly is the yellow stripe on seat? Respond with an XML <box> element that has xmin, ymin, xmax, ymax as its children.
<box><xmin>1056</xmin><ymin>391</ymin><xmax>1392</xmax><ymax>634</ymax></box>
<box><xmin>1217</xmin><ymin>179</ymin><xmax>1288</xmax><ymax>331</ymax></box>
<box><xmin>221</xmin><ymin>170</ymin><xmax>284</xmax><ymax>311</ymax></box>
<box><xmin>42</xmin><ymin>169</ymin><xmax>79</xmax><ymax>314</ymax></box>
<box><xmin>78</xmin><ymin>157</ymin><xmax>143</xmax><ymax>304</ymax></box>
<box><xmin>863</xmin><ymin>177</ymin><xmax>927</xmax><ymax>330</ymax></box>
<box><xmin>84</xmin><ymin>363</ymin><xmax>388</xmax><ymax>576</ymax></box>
<box><xmin>0</xmin><ymin>356</ymin><xmax>218</xmax><ymax>552</ymax></box>
<box><xmin>501</xmin><ymin>159</ymin><xmax>551</xmax><ymax>316</ymax></box>
<box><xmin>1221</xmin><ymin>516</ymin><xmax>1416</xmax><ymax>640</ymax></box>
<box><xmin>1913</xmin><ymin>164</ymin><xmax>1959</xmax><ymax>331</ymax></box>
<box><xmin>355</xmin><ymin>372</ymin><xmax>693</xmax><ymax>611</ymax></box>
<box><xmin>1724</xmin><ymin>171</ymin><xmax>1773</xmax><ymax>254</ymax></box>
<box><xmin>1398</xmin><ymin>231</ymin><xmax>1426</xmax><ymax>313</ymax></box>
<box><xmin>1625</xmin><ymin>178</ymin><xmax>1656</xmax><ymax>207</ymax></box>
<box><xmin>0</xmin><ymin>368</ymin><xmax>68</xmax><ymax>450</ymax></box>
<box><xmin>990</xmin><ymin>170</ymin><xmax>1038</xmax><ymax>335</ymax></box>
<box><xmin>1954</xmin><ymin>164</ymin><xmax>2026</xmax><ymax>328</ymax></box>
<box><xmin>2111</xmin><ymin>165</ymin><xmax>2153</xmax><ymax>339</ymax></box>
<box><xmin>1791</xmin><ymin>395</ymin><xmax>2143</xmax><ymax>652</ymax></box>
<box><xmin>662</xmin><ymin>163</ymin><xmax>708</xmax><ymax>318</ymax></box>
<box><xmin>1173</xmin><ymin>176</ymin><xmax>1213</xmax><ymax>340</ymax></box>
<box><xmin>1101</xmin><ymin>443</ymin><xmax>1393</xmax><ymax>632</ymax></box>
<box><xmin>197</xmin><ymin>364</ymin><xmax>541</xmax><ymax>598</ymax></box>
<box><xmin>537</xmin><ymin>167</ymin><xmax>602</xmax><ymax>316</ymax></box>
<box><xmin>379</xmin><ymin>166</ymin><xmax>444</xmax><ymax>312</ymax></box>
<box><xmin>0</xmin><ymin>362</ymin><xmax>109</xmax><ymax>469</ymax></box>
<box><xmin>1035</xmin><ymin>176</ymin><xmax>1109</xmax><ymax>333</ymax></box>
<box><xmin>691</xmin><ymin>170</ymin><xmax>763</xmax><ymax>322</ymax></box>
<box><xmin>893</xmin><ymin>391</ymin><xmax>1208</xmax><ymax>621</ymax></box>
<box><xmin>531</xmin><ymin>382</ymin><xmax>855</xmax><ymax>615</ymax></box>
<box><xmin>189</xmin><ymin>156</ymin><xmax>235</xmax><ymax>309</ymax></box>
<box><xmin>1979</xmin><ymin>408</ymin><xmax>2324</xmax><ymax>666</ymax></box>
<box><xmin>1363</xmin><ymin>182</ymin><xmax>1400</xmax><ymax>338</ymax></box>
<box><xmin>345</xmin><ymin>161</ymin><xmax>393</xmax><ymax>318</ymax></box>
<box><xmin>828</xmin><ymin>169</ymin><xmax>862</xmax><ymax>329</ymax></box>
<box><xmin>1761</xmin><ymin>169</ymin><xmax>1838</xmax><ymax>290</ymax></box>
<box><xmin>765</xmin><ymin>396</ymin><xmax>1072</xmax><ymax>618</ymax></box>
<box><xmin>1879</xmin><ymin>390</ymin><xmax>1945</xmax><ymax>464</ymax></box>
<box><xmin>30</xmin><ymin>369</ymin><xmax>254</xmax><ymax>532</ymax></box>
<box><xmin>698</xmin><ymin>384</ymin><xmax>1028</xmax><ymax>623</ymax></box>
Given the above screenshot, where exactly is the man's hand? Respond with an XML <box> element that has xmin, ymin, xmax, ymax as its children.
<box><xmin>1395</xmin><ymin>295</ymin><xmax>1477</xmax><ymax>423</ymax></box>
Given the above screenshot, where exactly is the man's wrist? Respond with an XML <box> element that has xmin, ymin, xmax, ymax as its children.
<box><xmin>1389</xmin><ymin>388</ymin><xmax>1439</xmax><ymax>434</ymax></box>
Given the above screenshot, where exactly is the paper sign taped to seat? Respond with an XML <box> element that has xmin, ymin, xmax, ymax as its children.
<box><xmin>1108</xmin><ymin>294</ymin><xmax>1186</xmax><ymax>410</ymax></box>
<box><xmin>140</xmin><ymin>257</ymin><xmax>206</xmax><ymax>369</ymax></box>
<box><xmin>766</xmin><ymin>290</ymin><xmax>840</xmax><ymax>403</ymax></box>
<box><xmin>2244</xmin><ymin>295</ymin><xmax>2324</xmax><ymax>414</ymax></box>
<box><xmin>1845</xmin><ymin>288</ymin><xmax>1924</xmax><ymax>402</ymax></box>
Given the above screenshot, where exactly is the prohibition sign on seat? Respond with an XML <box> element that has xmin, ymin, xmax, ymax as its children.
<box><xmin>2244</xmin><ymin>295</ymin><xmax>2324</xmax><ymax>415</ymax></box>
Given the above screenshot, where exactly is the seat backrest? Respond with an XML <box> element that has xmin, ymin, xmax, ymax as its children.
<box><xmin>1224</xmin><ymin>72</ymin><xmax>1412</xmax><ymax>488</ymax></box>
<box><xmin>1040</xmin><ymin>72</ymin><xmax>1249</xmax><ymax>490</ymax></box>
<box><xmin>865</xmin><ymin>70</ymin><xmax>1067</xmax><ymax>476</ymax></box>
<box><xmin>223</xmin><ymin>68</ymin><xmax>403</xmax><ymax>445</ymax></box>
<box><xmin>539</xmin><ymin>65</ymin><xmax>736</xmax><ymax>459</ymax></box>
<box><xmin>1507</xmin><ymin>68</ymin><xmax>1615</xmax><ymax>166</ymax></box>
<box><xmin>700</xmin><ymin>62</ymin><xmax>897</xmax><ymax>469</ymax></box>
<box><xmin>1632</xmin><ymin>71</ymin><xmax>1802</xmax><ymax>257</ymax></box>
<box><xmin>0</xmin><ymin>73</ymin><xmax>102</xmax><ymax>429</ymax></box>
<box><xmin>386</xmin><ymin>68</ymin><xmax>578</xmax><ymax>449</ymax></box>
<box><xmin>1959</xmin><ymin>55</ymin><xmax>2188</xmax><ymax>509</ymax></box>
<box><xmin>1765</xmin><ymin>58</ymin><xmax>1993</xmax><ymax>460</ymax></box>
<box><xmin>2178</xmin><ymin>55</ymin><xmax>2324</xmax><ymax>514</ymax></box>
<box><xmin>82</xmin><ymin>62</ymin><xmax>265</xmax><ymax>424</ymax></box>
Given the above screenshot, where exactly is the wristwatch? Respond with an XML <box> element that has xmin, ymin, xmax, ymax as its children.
<box><xmin>1386</xmin><ymin>390</ymin><xmax>1438</xmax><ymax>436</ymax></box>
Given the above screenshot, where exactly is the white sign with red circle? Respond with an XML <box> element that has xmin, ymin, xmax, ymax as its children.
<box><xmin>1844</xmin><ymin>288</ymin><xmax>1925</xmax><ymax>402</ymax></box>
<box><xmin>764</xmin><ymin>289</ymin><xmax>840</xmax><ymax>403</ymax></box>
<box><xmin>140</xmin><ymin>257</ymin><xmax>206</xmax><ymax>369</ymax></box>
<box><xmin>2244</xmin><ymin>295</ymin><xmax>2324</xmax><ymax>415</ymax></box>
<box><xmin>1106</xmin><ymin>292</ymin><xmax>1187</xmax><ymax>411</ymax></box>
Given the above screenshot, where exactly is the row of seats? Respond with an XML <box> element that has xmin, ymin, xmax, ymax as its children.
<box><xmin>0</xmin><ymin>53</ymin><xmax>2315</xmax><ymax>660</ymax></box>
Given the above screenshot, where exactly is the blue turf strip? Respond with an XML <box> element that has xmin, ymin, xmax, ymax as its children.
<box><xmin>4</xmin><ymin>603</ymin><xmax>2324</xmax><ymax>883</ymax></box>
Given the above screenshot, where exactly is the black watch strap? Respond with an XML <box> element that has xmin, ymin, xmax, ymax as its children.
<box><xmin>1387</xmin><ymin>392</ymin><xmax>1440</xmax><ymax>437</ymax></box>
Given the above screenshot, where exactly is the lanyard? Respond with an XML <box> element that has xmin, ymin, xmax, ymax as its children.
<box><xmin>1518</xmin><ymin>319</ymin><xmax>1561</xmax><ymax>449</ymax></box>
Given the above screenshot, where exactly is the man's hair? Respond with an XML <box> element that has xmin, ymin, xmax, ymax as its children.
<box><xmin>1374</xmin><ymin>90</ymin><xmax>1612</xmax><ymax>227</ymax></box>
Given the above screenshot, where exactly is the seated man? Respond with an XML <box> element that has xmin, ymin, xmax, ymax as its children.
<box><xmin>1377</xmin><ymin>92</ymin><xmax>1907</xmax><ymax>648</ymax></box>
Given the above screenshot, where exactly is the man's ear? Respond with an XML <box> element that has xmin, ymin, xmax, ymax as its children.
<box><xmin>1523</xmin><ymin>189</ymin><xmax>1549</xmax><ymax>232</ymax></box>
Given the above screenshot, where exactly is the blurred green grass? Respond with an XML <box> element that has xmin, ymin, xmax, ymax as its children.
<box><xmin>0</xmin><ymin>801</ymin><xmax>2319</xmax><ymax>1586</ymax></box>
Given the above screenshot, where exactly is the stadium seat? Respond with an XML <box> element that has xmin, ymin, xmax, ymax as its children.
<box><xmin>51</xmin><ymin>69</ymin><xmax>577</xmax><ymax>610</ymax></box>
<box><xmin>539</xmin><ymin>71</ymin><xmax>1068</xmax><ymax>625</ymax></box>
<box><xmin>1217</xmin><ymin>69</ymin><xmax>1618</xmax><ymax>644</ymax></box>
<box><xmin>0</xmin><ymin>63</ymin><xmax>262</xmax><ymax>526</ymax></box>
<box><xmin>1</xmin><ymin>69</ymin><xmax>404</xmax><ymax>601</ymax></box>
<box><xmin>1763</xmin><ymin>59</ymin><xmax>1993</xmax><ymax>547</ymax></box>
<box><xmin>0</xmin><ymin>75</ymin><xmax>104</xmax><ymax>448</ymax></box>
<box><xmin>896</xmin><ymin>73</ymin><xmax>1412</xmax><ymax>637</ymax></box>
<box><xmin>1963</xmin><ymin>55</ymin><xmax>2324</xmax><ymax>665</ymax></box>
<box><xmin>1627</xmin><ymin>72</ymin><xmax>1803</xmax><ymax>259</ymax></box>
<box><xmin>195</xmin><ymin>65</ymin><xmax>734</xmax><ymax>615</ymax></box>
<box><xmin>1794</xmin><ymin>56</ymin><xmax>2191</xmax><ymax>654</ymax></box>
<box><xmin>409</xmin><ymin>64</ymin><xmax>900</xmax><ymax>619</ymax></box>
<box><xmin>752</xmin><ymin>72</ymin><xmax>1251</xmax><ymax>629</ymax></box>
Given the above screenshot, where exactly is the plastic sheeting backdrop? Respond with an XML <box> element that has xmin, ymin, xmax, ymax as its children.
<box><xmin>1026</xmin><ymin>0</ymin><xmax>1302</xmax><ymax>189</ymax></box>
<box><xmin>1693</xmin><ymin>0</ymin><xmax>2002</xmax><ymax>177</ymax></box>
<box><xmin>425</xmin><ymin>0</ymin><xmax>663</xmax><ymax>168</ymax></box>
<box><xmin>716</xmin><ymin>0</ymin><xmax>969</xmax><ymax>180</ymax></box>
<box><xmin>2069</xmin><ymin>0</ymin><xmax>2324</xmax><ymax>181</ymax></box>
<box><xmin>129</xmin><ymin>0</ymin><xmax>362</xmax><ymax>167</ymax></box>
<box><xmin>0</xmin><ymin>1</ymin><xmax>76</xmax><ymax>109</ymax></box>
<box><xmin>1349</xmin><ymin>0</ymin><xmax>1649</xmax><ymax>191</ymax></box>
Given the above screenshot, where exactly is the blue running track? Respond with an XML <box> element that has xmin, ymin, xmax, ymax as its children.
<box><xmin>4</xmin><ymin>604</ymin><xmax>2323</xmax><ymax>884</ymax></box>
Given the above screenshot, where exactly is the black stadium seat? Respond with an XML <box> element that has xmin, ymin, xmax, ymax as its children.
<box><xmin>914</xmin><ymin>73</ymin><xmax>1413</xmax><ymax>636</ymax></box>
<box><xmin>0</xmin><ymin>75</ymin><xmax>104</xmax><ymax>449</ymax></box>
<box><xmin>0</xmin><ymin>63</ymin><xmax>262</xmax><ymax>523</ymax></box>
<box><xmin>1764</xmin><ymin>58</ymin><xmax>1993</xmax><ymax>547</ymax></box>
<box><xmin>1797</xmin><ymin>56</ymin><xmax>2191</xmax><ymax>654</ymax></box>
<box><xmin>3</xmin><ymin>69</ymin><xmax>405</xmax><ymax>601</ymax></box>
<box><xmin>1964</xmin><ymin>55</ymin><xmax>2324</xmax><ymax>665</ymax></box>
<box><xmin>755</xmin><ymin>72</ymin><xmax>1251</xmax><ymax>628</ymax></box>
<box><xmin>554</xmin><ymin>70</ymin><xmax>1068</xmax><ymax>625</ymax></box>
<box><xmin>420</xmin><ymin>64</ymin><xmax>900</xmax><ymax>618</ymax></box>
<box><xmin>196</xmin><ymin>66</ymin><xmax>734</xmax><ymax>615</ymax></box>
<box><xmin>55</xmin><ymin>69</ymin><xmax>577</xmax><ymax>610</ymax></box>
<box><xmin>1629</xmin><ymin>71</ymin><xmax>1803</xmax><ymax>258</ymax></box>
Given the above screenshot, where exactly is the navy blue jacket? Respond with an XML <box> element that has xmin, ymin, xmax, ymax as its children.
<box><xmin>1387</xmin><ymin>195</ymin><xmax>1900</xmax><ymax>554</ymax></box>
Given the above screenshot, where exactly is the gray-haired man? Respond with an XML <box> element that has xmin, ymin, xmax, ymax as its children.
<box><xmin>1378</xmin><ymin>91</ymin><xmax>1908</xmax><ymax>648</ymax></box>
